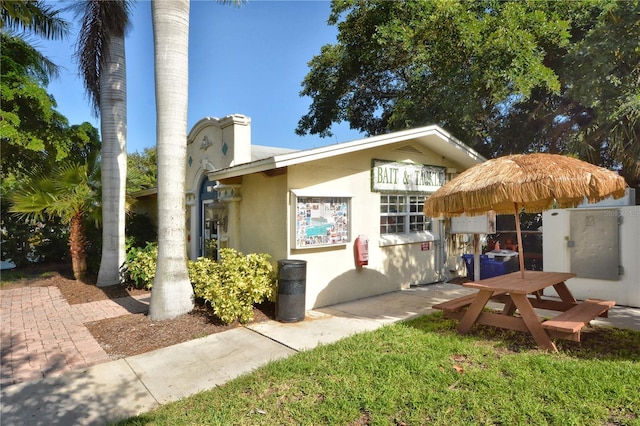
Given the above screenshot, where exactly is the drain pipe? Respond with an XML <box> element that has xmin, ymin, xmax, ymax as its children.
<box><xmin>438</xmin><ymin>219</ymin><xmax>450</xmax><ymax>283</ymax></box>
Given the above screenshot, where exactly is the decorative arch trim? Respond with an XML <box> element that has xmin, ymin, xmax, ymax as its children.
<box><xmin>187</xmin><ymin>114</ymin><xmax>251</xmax><ymax>145</ymax></box>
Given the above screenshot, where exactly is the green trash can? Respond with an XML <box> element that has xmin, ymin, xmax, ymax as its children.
<box><xmin>276</xmin><ymin>260</ymin><xmax>307</xmax><ymax>323</ymax></box>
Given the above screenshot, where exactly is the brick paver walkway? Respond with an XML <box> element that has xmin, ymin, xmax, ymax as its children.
<box><xmin>1</xmin><ymin>286</ymin><xmax>149</xmax><ymax>387</ymax></box>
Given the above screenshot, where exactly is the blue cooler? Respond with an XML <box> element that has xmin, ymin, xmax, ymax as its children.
<box><xmin>487</xmin><ymin>249</ymin><xmax>519</xmax><ymax>274</ymax></box>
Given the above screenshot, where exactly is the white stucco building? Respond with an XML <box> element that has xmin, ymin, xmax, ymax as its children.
<box><xmin>136</xmin><ymin>114</ymin><xmax>486</xmax><ymax>310</ymax></box>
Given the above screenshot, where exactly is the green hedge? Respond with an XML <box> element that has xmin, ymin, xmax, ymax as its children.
<box><xmin>121</xmin><ymin>245</ymin><xmax>276</xmax><ymax>324</ymax></box>
<box><xmin>189</xmin><ymin>249</ymin><xmax>276</xmax><ymax>324</ymax></box>
<box><xmin>120</xmin><ymin>242</ymin><xmax>157</xmax><ymax>290</ymax></box>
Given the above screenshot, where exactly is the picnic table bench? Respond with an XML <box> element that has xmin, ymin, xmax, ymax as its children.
<box><xmin>433</xmin><ymin>271</ymin><xmax>616</xmax><ymax>351</ymax></box>
<box><xmin>542</xmin><ymin>298</ymin><xmax>615</xmax><ymax>341</ymax></box>
<box><xmin>433</xmin><ymin>291</ymin><xmax>508</xmax><ymax>318</ymax></box>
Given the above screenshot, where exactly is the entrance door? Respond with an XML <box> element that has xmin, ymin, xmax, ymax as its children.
<box><xmin>198</xmin><ymin>176</ymin><xmax>218</xmax><ymax>258</ymax></box>
<box><xmin>202</xmin><ymin>200</ymin><xmax>218</xmax><ymax>259</ymax></box>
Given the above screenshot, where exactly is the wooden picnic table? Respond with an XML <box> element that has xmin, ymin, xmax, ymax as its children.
<box><xmin>433</xmin><ymin>271</ymin><xmax>615</xmax><ymax>351</ymax></box>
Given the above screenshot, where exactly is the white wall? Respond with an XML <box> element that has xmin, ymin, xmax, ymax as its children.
<box><xmin>221</xmin><ymin>142</ymin><xmax>458</xmax><ymax>309</ymax></box>
<box><xmin>543</xmin><ymin>206</ymin><xmax>640</xmax><ymax>307</ymax></box>
<box><xmin>282</xmin><ymin>144</ymin><xmax>455</xmax><ymax>309</ymax></box>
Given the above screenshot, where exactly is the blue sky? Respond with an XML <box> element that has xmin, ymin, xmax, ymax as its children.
<box><xmin>41</xmin><ymin>0</ymin><xmax>364</xmax><ymax>153</ymax></box>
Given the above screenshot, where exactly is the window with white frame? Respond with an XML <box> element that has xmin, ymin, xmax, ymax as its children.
<box><xmin>380</xmin><ymin>194</ymin><xmax>432</xmax><ymax>235</ymax></box>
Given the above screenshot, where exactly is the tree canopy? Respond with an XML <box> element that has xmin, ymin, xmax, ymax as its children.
<box><xmin>0</xmin><ymin>33</ymin><xmax>98</xmax><ymax>178</ymax></box>
<box><xmin>1</xmin><ymin>1</ymin><xmax>103</xmax><ymax>268</ymax></box>
<box><xmin>127</xmin><ymin>147</ymin><xmax>158</xmax><ymax>192</ymax></box>
<box><xmin>297</xmin><ymin>0</ymin><xmax>639</xmax><ymax>185</ymax></box>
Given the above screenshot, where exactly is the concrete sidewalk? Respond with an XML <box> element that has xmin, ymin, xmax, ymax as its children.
<box><xmin>2</xmin><ymin>283</ymin><xmax>639</xmax><ymax>426</ymax></box>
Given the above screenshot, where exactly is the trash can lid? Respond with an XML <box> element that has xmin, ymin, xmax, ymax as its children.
<box><xmin>487</xmin><ymin>249</ymin><xmax>518</xmax><ymax>257</ymax></box>
<box><xmin>278</xmin><ymin>259</ymin><xmax>308</xmax><ymax>266</ymax></box>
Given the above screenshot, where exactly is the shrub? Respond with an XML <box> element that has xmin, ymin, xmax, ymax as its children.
<box><xmin>120</xmin><ymin>242</ymin><xmax>157</xmax><ymax>289</ymax></box>
<box><xmin>1</xmin><ymin>215</ymin><xmax>70</xmax><ymax>267</ymax></box>
<box><xmin>189</xmin><ymin>248</ymin><xmax>276</xmax><ymax>324</ymax></box>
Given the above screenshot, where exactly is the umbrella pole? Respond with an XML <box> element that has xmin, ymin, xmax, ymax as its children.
<box><xmin>473</xmin><ymin>234</ymin><xmax>481</xmax><ymax>282</ymax></box>
<box><xmin>514</xmin><ymin>203</ymin><xmax>526</xmax><ymax>279</ymax></box>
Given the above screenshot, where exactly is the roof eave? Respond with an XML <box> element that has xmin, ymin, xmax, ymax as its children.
<box><xmin>208</xmin><ymin>125</ymin><xmax>486</xmax><ymax>180</ymax></box>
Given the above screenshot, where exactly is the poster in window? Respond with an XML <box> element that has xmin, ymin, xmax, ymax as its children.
<box><xmin>294</xmin><ymin>196</ymin><xmax>350</xmax><ymax>248</ymax></box>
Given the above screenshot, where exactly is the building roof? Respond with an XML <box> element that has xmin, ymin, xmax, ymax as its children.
<box><xmin>208</xmin><ymin>124</ymin><xmax>486</xmax><ymax>180</ymax></box>
<box><xmin>131</xmin><ymin>125</ymin><xmax>485</xmax><ymax>198</ymax></box>
<box><xmin>251</xmin><ymin>145</ymin><xmax>296</xmax><ymax>161</ymax></box>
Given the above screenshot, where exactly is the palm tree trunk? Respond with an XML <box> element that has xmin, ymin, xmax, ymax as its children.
<box><xmin>148</xmin><ymin>0</ymin><xmax>194</xmax><ymax>320</ymax></box>
<box><xmin>97</xmin><ymin>33</ymin><xmax>127</xmax><ymax>287</ymax></box>
<box><xmin>69</xmin><ymin>212</ymin><xmax>88</xmax><ymax>281</ymax></box>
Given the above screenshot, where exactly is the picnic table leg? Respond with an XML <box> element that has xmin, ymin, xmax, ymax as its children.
<box><xmin>552</xmin><ymin>281</ymin><xmax>578</xmax><ymax>304</ymax></box>
<box><xmin>510</xmin><ymin>293</ymin><xmax>557</xmax><ymax>352</ymax></box>
<box><xmin>458</xmin><ymin>290</ymin><xmax>493</xmax><ymax>334</ymax></box>
<box><xmin>502</xmin><ymin>299</ymin><xmax>517</xmax><ymax>316</ymax></box>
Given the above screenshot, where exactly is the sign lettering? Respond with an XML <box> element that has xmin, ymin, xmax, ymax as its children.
<box><xmin>372</xmin><ymin>160</ymin><xmax>446</xmax><ymax>192</ymax></box>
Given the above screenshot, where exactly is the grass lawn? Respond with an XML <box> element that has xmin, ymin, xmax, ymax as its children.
<box><xmin>114</xmin><ymin>313</ymin><xmax>640</xmax><ymax>426</ymax></box>
<box><xmin>0</xmin><ymin>268</ymin><xmax>56</xmax><ymax>285</ymax></box>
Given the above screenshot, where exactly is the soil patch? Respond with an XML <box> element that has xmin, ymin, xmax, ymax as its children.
<box><xmin>86</xmin><ymin>300</ymin><xmax>274</xmax><ymax>359</ymax></box>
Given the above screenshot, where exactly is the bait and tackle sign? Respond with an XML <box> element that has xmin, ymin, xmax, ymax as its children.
<box><xmin>371</xmin><ymin>160</ymin><xmax>446</xmax><ymax>192</ymax></box>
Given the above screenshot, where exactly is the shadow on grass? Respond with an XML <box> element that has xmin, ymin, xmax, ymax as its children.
<box><xmin>404</xmin><ymin>312</ymin><xmax>640</xmax><ymax>362</ymax></box>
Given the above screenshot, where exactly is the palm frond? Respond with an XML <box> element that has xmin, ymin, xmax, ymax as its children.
<box><xmin>8</xmin><ymin>160</ymin><xmax>99</xmax><ymax>225</ymax></box>
<box><xmin>0</xmin><ymin>32</ymin><xmax>59</xmax><ymax>84</ymax></box>
<box><xmin>1</xmin><ymin>0</ymin><xmax>69</xmax><ymax>40</ymax></box>
<box><xmin>8</xmin><ymin>174</ymin><xmax>57</xmax><ymax>221</ymax></box>
<box><xmin>69</xmin><ymin>0</ymin><xmax>131</xmax><ymax>115</ymax></box>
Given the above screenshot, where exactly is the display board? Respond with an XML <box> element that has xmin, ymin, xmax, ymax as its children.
<box><xmin>293</xmin><ymin>195</ymin><xmax>350</xmax><ymax>248</ymax></box>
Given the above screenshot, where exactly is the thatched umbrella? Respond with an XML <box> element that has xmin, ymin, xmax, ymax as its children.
<box><xmin>423</xmin><ymin>153</ymin><xmax>628</xmax><ymax>279</ymax></box>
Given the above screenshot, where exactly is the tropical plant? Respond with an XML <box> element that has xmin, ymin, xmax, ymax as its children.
<box><xmin>1</xmin><ymin>25</ymin><xmax>103</xmax><ymax>268</ymax></box>
<box><xmin>125</xmin><ymin>213</ymin><xmax>157</xmax><ymax>250</ymax></box>
<box><xmin>2</xmin><ymin>172</ymin><xmax>72</xmax><ymax>267</ymax></box>
<box><xmin>8</xmin><ymin>155</ymin><xmax>101</xmax><ymax>281</ymax></box>
<box><xmin>189</xmin><ymin>249</ymin><xmax>276</xmax><ymax>324</ymax></box>
<box><xmin>1</xmin><ymin>0</ymin><xmax>69</xmax><ymax>157</ymax></box>
<box><xmin>1</xmin><ymin>0</ymin><xmax>68</xmax><ymax>39</ymax></box>
<box><xmin>127</xmin><ymin>147</ymin><xmax>158</xmax><ymax>192</ymax></box>
<box><xmin>121</xmin><ymin>243</ymin><xmax>275</xmax><ymax>323</ymax></box>
<box><xmin>148</xmin><ymin>0</ymin><xmax>194</xmax><ymax>320</ymax></box>
<box><xmin>561</xmin><ymin>0</ymin><xmax>640</xmax><ymax>180</ymax></box>
<box><xmin>71</xmin><ymin>0</ymin><xmax>132</xmax><ymax>287</ymax></box>
<box><xmin>120</xmin><ymin>242</ymin><xmax>158</xmax><ymax>290</ymax></box>
<box><xmin>0</xmin><ymin>23</ymin><xmax>75</xmax><ymax>178</ymax></box>
<box><xmin>148</xmin><ymin>0</ymin><xmax>244</xmax><ymax>320</ymax></box>
<box><xmin>1</xmin><ymin>1</ymin><xmax>107</xmax><ymax>272</ymax></box>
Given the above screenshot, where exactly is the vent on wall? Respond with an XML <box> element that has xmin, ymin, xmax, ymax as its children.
<box><xmin>393</xmin><ymin>145</ymin><xmax>424</xmax><ymax>155</ymax></box>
